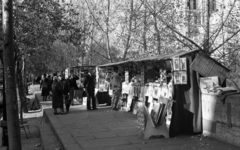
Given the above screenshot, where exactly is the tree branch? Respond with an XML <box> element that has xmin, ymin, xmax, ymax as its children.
<box><xmin>209</xmin><ymin>0</ymin><xmax>236</xmax><ymax>46</ymax></box>
<box><xmin>141</xmin><ymin>0</ymin><xmax>203</xmax><ymax>51</ymax></box>
<box><xmin>210</xmin><ymin>28</ymin><xmax>240</xmax><ymax>53</ymax></box>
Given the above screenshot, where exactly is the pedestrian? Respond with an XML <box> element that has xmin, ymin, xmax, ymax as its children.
<box><xmin>83</xmin><ymin>69</ymin><xmax>97</xmax><ymax>110</ymax></box>
<box><xmin>60</xmin><ymin>75</ymin><xmax>71</xmax><ymax>113</ymax></box>
<box><xmin>51</xmin><ymin>76</ymin><xmax>65</xmax><ymax>115</ymax></box>
<box><xmin>69</xmin><ymin>74</ymin><xmax>79</xmax><ymax>105</ymax></box>
<box><xmin>47</xmin><ymin>75</ymin><xmax>53</xmax><ymax>100</ymax></box>
<box><xmin>40</xmin><ymin>74</ymin><xmax>49</xmax><ymax>101</ymax></box>
<box><xmin>111</xmin><ymin>66</ymin><xmax>122</xmax><ymax>111</ymax></box>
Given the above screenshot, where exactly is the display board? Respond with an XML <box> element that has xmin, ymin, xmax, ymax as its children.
<box><xmin>173</xmin><ymin>57</ymin><xmax>187</xmax><ymax>85</ymax></box>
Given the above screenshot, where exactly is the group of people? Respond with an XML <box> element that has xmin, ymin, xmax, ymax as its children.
<box><xmin>40</xmin><ymin>69</ymin><xmax>97</xmax><ymax>115</ymax></box>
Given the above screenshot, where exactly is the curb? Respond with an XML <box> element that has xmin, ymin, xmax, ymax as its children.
<box><xmin>43</xmin><ymin>109</ymin><xmax>82</xmax><ymax>150</ymax></box>
<box><xmin>39</xmin><ymin>123</ymin><xmax>60</xmax><ymax>150</ymax></box>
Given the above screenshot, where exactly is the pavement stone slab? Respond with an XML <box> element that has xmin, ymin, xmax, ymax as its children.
<box><xmin>43</xmin><ymin>107</ymin><xmax>240</xmax><ymax>150</ymax></box>
<box><xmin>78</xmin><ymin>138</ymin><xmax>131</xmax><ymax>148</ymax></box>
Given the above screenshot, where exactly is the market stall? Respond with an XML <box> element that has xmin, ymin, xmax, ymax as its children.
<box><xmin>69</xmin><ymin>65</ymin><xmax>96</xmax><ymax>105</ymax></box>
<box><xmin>99</xmin><ymin>50</ymin><xmax>206</xmax><ymax>138</ymax></box>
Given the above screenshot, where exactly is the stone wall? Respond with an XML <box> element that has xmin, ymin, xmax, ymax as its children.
<box><xmin>202</xmin><ymin>94</ymin><xmax>240</xmax><ymax>147</ymax></box>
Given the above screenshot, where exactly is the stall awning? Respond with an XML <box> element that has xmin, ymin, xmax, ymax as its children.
<box><xmin>99</xmin><ymin>50</ymin><xmax>200</xmax><ymax>67</ymax></box>
<box><xmin>71</xmin><ymin>65</ymin><xmax>96</xmax><ymax>69</ymax></box>
<box><xmin>98</xmin><ymin>60</ymin><xmax>133</xmax><ymax>67</ymax></box>
<box><xmin>134</xmin><ymin>50</ymin><xmax>200</xmax><ymax>62</ymax></box>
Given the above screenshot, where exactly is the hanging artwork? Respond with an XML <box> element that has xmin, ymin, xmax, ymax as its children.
<box><xmin>173</xmin><ymin>58</ymin><xmax>180</xmax><ymax>71</ymax></box>
<box><xmin>173</xmin><ymin>72</ymin><xmax>181</xmax><ymax>84</ymax></box>
<box><xmin>179</xmin><ymin>58</ymin><xmax>187</xmax><ymax>70</ymax></box>
<box><xmin>180</xmin><ymin>71</ymin><xmax>187</xmax><ymax>84</ymax></box>
<box><xmin>125</xmin><ymin>71</ymin><xmax>129</xmax><ymax>83</ymax></box>
<box><xmin>173</xmin><ymin>57</ymin><xmax>187</xmax><ymax>85</ymax></box>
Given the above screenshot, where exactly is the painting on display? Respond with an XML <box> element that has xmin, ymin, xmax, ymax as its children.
<box><xmin>179</xmin><ymin>58</ymin><xmax>187</xmax><ymax>70</ymax></box>
<box><xmin>172</xmin><ymin>57</ymin><xmax>187</xmax><ymax>85</ymax></box>
<box><xmin>173</xmin><ymin>58</ymin><xmax>180</xmax><ymax>71</ymax></box>
<box><xmin>125</xmin><ymin>71</ymin><xmax>129</xmax><ymax>83</ymax></box>
<box><xmin>180</xmin><ymin>71</ymin><xmax>187</xmax><ymax>84</ymax></box>
<box><xmin>173</xmin><ymin>72</ymin><xmax>181</xmax><ymax>84</ymax></box>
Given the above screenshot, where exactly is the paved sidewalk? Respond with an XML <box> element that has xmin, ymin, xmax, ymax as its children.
<box><xmin>43</xmin><ymin>105</ymin><xmax>240</xmax><ymax>150</ymax></box>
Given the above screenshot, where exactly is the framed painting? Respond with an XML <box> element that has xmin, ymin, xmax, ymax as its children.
<box><xmin>173</xmin><ymin>58</ymin><xmax>180</xmax><ymax>71</ymax></box>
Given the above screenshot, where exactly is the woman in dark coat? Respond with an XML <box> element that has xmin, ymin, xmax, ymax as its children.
<box><xmin>51</xmin><ymin>76</ymin><xmax>64</xmax><ymax>115</ymax></box>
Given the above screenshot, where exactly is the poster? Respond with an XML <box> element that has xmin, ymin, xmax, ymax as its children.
<box><xmin>179</xmin><ymin>58</ymin><xmax>187</xmax><ymax>70</ymax></box>
<box><xmin>173</xmin><ymin>72</ymin><xmax>181</xmax><ymax>84</ymax></box>
<box><xmin>180</xmin><ymin>71</ymin><xmax>187</xmax><ymax>84</ymax></box>
<box><xmin>125</xmin><ymin>71</ymin><xmax>129</xmax><ymax>83</ymax></box>
<box><xmin>173</xmin><ymin>58</ymin><xmax>180</xmax><ymax>71</ymax></box>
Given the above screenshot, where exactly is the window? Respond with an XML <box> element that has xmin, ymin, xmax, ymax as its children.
<box><xmin>187</xmin><ymin>0</ymin><xmax>197</xmax><ymax>10</ymax></box>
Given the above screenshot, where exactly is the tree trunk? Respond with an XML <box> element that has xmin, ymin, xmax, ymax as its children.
<box><xmin>2</xmin><ymin>0</ymin><xmax>22</xmax><ymax>149</ymax></box>
<box><xmin>16</xmin><ymin>58</ymin><xmax>28</xmax><ymax>115</ymax></box>
<box><xmin>142</xmin><ymin>3</ymin><xmax>148</xmax><ymax>53</ymax></box>
<box><xmin>106</xmin><ymin>0</ymin><xmax>112</xmax><ymax>62</ymax></box>
<box><xmin>123</xmin><ymin>0</ymin><xmax>133</xmax><ymax>59</ymax></box>
<box><xmin>0</xmin><ymin>57</ymin><xmax>8</xmax><ymax>146</ymax></box>
<box><xmin>203</xmin><ymin>0</ymin><xmax>210</xmax><ymax>53</ymax></box>
<box><xmin>153</xmin><ymin>2</ymin><xmax>161</xmax><ymax>54</ymax></box>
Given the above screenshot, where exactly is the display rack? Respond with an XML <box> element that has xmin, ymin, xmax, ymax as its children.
<box><xmin>143</xmin><ymin>106</ymin><xmax>169</xmax><ymax>139</ymax></box>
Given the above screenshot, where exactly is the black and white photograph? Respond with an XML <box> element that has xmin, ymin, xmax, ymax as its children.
<box><xmin>180</xmin><ymin>71</ymin><xmax>187</xmax><ymax>84</ymax></box>
<box><xmin>174</xmin><ymin>72</ymin><xmax>181</xmax><ymax>84</ymax></box>
<box><xmin>1</xmin><ymin>0</ymin><xmax>238</xmax><ymax>149</ymax></box>
<box><xmin>179</xmin><ymin>58</ymin><xmax>187</xmax><ymax>70</ymax></box>
<box><xmin>173</xmin><ymin>58</ymin><xmax>180</xmax><ymax>71</ymax></box>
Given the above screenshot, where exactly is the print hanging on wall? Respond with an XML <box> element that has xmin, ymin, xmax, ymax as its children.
<box><xmin>180</xmin><ymin>71</ymin><xmax>187</xmax><ymax>84</ymax></box>
<box><xmin>173</xmin><ymin>57</ymin><xmax>180</xmax><ymax>71</ymax></box>
<box><xmin>179</xmin><ymin>58</ymin><xmax>187</xmax><ymax>70</ymax></box>
<box><xmin>173</xmin><ymin>72</ymin><xmax>181</xmax><ymax>84</ymax></box>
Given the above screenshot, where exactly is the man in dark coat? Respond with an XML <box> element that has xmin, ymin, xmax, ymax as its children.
<box><xmin>52</xmin><ymin>76</ymin><xmax>64</xmax><ymax>115</ymax></box>
<box><xmin>83</xmin><ymin>69</ymin><xmax>97</xmax><ymax>110</ymax></box>
<box><xmin>40</xmin><ymin>74</ymin><xmax>50</xmax><ymax>101</ymax></box>
<box><xmin>60</xmin><ymin>75</ymin><xmax>70</xmax><ymax>113</ymax></box>
<box><xmin>69</xmin><ymin>74</ymin><xmax>79</xmax><ymax>105</ymax></box>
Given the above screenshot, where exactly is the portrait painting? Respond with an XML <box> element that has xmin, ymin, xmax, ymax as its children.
<box><xmin>173</xmin><ymin>58</ymin><xmax>179</xmax><ymax>71</ymax></box>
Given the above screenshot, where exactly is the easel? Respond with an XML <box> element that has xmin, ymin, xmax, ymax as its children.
<box><xmin>143</xmin><ymin>106</ymin><xmax>169</xmax><ymax>139</ymax></box>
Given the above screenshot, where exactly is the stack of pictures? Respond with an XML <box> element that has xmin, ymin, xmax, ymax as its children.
<box><xmin>173</xmin><ymin>57</ymin><xmax>187</xmax><ymax>84</ymax></box>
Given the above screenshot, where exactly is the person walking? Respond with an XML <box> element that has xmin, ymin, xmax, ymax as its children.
<box><xmin>51</xmin><ymin>76</ymin><xmax>65</xmax><ymax>115</ymax></box>
<box><xmin>111</xmin><ymin>66</ymin><xmax>122</xmax><ymax>111</ymax></box>
<box><xmin>40</xmin><ymin>74</ymin><xmax>50</xmax><ymax>101</ymax></box>
<box><xmin>47</xmin><ymin>75</ymin><xmax>53</xmax><ymax>100</ymax></box>
<box><xmin>83</xmin><ymin>69</ymin><xmax>97</xmax><ymax>110</ymax></box>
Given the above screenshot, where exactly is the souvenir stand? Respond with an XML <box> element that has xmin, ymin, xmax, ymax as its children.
<box><xmin>134</xmin><ymin>50</ymin><xmax>204</xmax><ymax>138</ymax></box>
<box><xmin>99</xmin><ymin>50</ymin><xmax>204</xmax><ymax>139</ymax></box>
<box><xmin>98</xmin><ymin>60</ymin><xmax>133</xmax><ymax>106</ymax></box>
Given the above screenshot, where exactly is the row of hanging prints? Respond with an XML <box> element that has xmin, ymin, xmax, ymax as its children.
<box><xmin>173</xmin><ymin>57</ymin><xmax>187</xmax><ymax>85</ymax></box>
